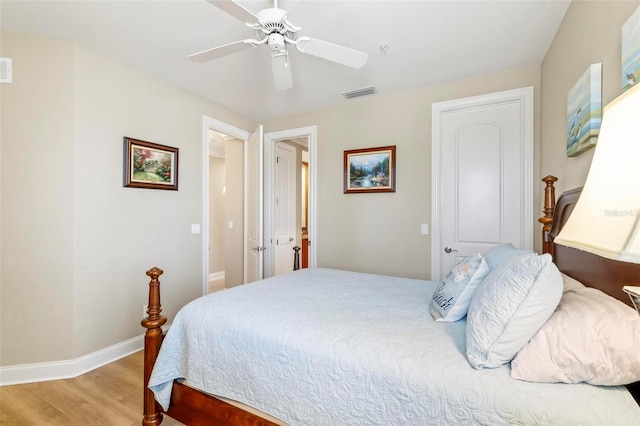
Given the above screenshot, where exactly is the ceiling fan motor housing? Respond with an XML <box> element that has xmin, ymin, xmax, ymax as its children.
<box><xmin>268</xmin><ymin>33</ymin><xmax>285</xmax><ymax>50</ymax></box>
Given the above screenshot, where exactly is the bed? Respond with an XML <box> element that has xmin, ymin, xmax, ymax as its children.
<box><xmin>141</xmin><ymin>176</ymin><xmax>640</xmax><ymax>425</ymax></box>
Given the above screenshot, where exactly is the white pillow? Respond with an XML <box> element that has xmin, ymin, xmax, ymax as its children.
<box><xmin>511</xmin><ymin>285</ymin><xmax>640</xmax><ymax>385</ymax></box>
<box><xmin>561</xmin><ymin>272</ymin><xmax>585</xmax><ymax>292</ymax></box>
<box><xmin>466</xmin><ymin>253</ymin><xmax>563</xmax><ymax>369</ymax></box>
<box><xmin>483</xmin><ymin>243</ymin><xmax>534</xmax><ymax>270</ymax></box>
<box><xmin>430</xmin><ymin>254</ymin><xmax>490</xmax><ymax>322</ymax></box>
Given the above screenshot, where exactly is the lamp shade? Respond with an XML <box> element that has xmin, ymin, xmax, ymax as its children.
<box><xmin>555</xmin><ymin>83</ymin><xmax>640</xmax><ymax>264</ymax></box>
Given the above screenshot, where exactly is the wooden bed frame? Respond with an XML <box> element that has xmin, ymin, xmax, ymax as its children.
<box><xmin>142</xmin><ymin>175</ymin><xmax>640</xmax><ymax>425</ymax></box>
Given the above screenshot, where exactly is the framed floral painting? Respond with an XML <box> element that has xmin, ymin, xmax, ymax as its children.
<box><xmin>123</xmin><ymin>137</ymin><xmax>179</xmax><ymax>190</ymax></box>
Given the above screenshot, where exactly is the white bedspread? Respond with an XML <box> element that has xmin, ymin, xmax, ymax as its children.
<box><xmin>149</xmin><ymin>268</ymin><xmax>640</xmax><ymax>425</ymax></box>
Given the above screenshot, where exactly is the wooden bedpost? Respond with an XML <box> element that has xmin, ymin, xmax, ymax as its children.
<box><xmin>141</xmin><ymin>267</ymin><xmax>167</xmax><ymax>426</ymax></box>
<box><xmin>539</xmin><ymin>175</ymin><xmax>557</xmax><ymax>255</ymax></box>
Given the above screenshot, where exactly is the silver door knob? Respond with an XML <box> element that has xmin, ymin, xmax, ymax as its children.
<box><xmin>444</xmin><ymin>247</ymin><xmax>459</xmax><ymax>253</ymax></box>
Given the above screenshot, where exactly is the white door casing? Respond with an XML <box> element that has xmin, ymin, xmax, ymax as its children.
<box><xmin>246</xmin><ymin>125</ymin><xmax>264</xmax><ymax>284</ymax></box>
<box><xmin>431</xmin><ymin>87</ymin><xmax>533</xmax><ymax>281</ymax></box>
<box><xmin>274</xmin><ymin>142</ymin><xmax>297</xmax><ymax>275</ymax></box>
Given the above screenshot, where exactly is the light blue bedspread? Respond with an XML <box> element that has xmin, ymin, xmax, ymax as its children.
<box><xmin>149</xmin><ymin>268</ymin><xmax>640</xmax><ymax>425</ymax></box>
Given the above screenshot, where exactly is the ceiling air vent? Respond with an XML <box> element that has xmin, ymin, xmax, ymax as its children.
<box><xmin>341</xmin><ymin>86</ymin><xmax>378</xmax><ymax>100</ymax></box>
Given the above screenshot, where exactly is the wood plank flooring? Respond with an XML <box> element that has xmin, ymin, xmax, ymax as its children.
<box><xmin>0</xmin><ymin>351</ymin><xmax>184</xmax><ymax>426</ymax></box>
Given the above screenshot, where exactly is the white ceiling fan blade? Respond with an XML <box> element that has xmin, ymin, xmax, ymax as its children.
<box><xmin>271</xmin><ymin>51</ymin><xmax>293</xmax><ymax>90</ymax></box>
<box><xmin>206</xmin><ymin>0</ymin><xmax>258</xmax><ymax>24</ymax></box>
<box><xmin>295</xmin><ymin>37</ymin><xmax>367</xmax><ymax>69</ymax></box>
<box><xmin>189</xmin><ymin>40</ymin><xmax>255</xmax><ymax>63</ymax></box>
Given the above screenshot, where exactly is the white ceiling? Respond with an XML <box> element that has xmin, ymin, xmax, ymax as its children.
<box><xmin>1</xmin><ymin>0</ymin><xmax>571</xmax><ymax>121</ymax></box>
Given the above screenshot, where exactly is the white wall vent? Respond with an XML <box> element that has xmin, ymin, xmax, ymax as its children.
<box><xmin>341</xmin><ymin>86</ymin><xmax>377</xmax><ymax>100</ymax></box>
<box><xmin>0</xmin><ymin>58</ymin><xmax>12</xmax><ymax>83</ymax></box>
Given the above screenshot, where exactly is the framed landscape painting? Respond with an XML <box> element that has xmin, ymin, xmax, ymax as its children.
<box><xmin>344</xmin><ymin>145</ymin><xmax>396</xmax><ymax>193</ymax></box>
<box><xmin>622</xmin><ymin>5</ymin><xmax>640</xmax><ymax>92</ymax></box>
<box><xmin>123</xmin><ymin>137</ymin><xmax>179</xmax><ymax>190</ymax></box>
<box><xmin>566</xmin><ymin>63</ymin><xmax>602</xmax><ymax>157</ymax></box>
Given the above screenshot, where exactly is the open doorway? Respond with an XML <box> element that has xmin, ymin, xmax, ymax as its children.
<box><xmin>207</xmin><ymin>129</ymin><xmax>245</xmax><ymax>293</ymax></box>
<box><xmin>202</xmin><ymin>120</ymin><xmax>317</xmax><ymax>292</ymax></box>
<box><xmin>202</xmin><ymin>117</ymin><xmax>251</xmax><ymax>295</ymax></box>
<box><xmin>264</xmin><ymin>126</ymin><xmax>317</xmax><ymax>279</ymax></box>
<box><xmin>272</xmin><ymin>138</ymin><xmax>309</xmax><ymax>276</ymax></box>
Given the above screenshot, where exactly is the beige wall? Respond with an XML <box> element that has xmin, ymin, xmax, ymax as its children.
<box><xmin>1</xmin><ymin>32</ymin><xmax>76</xmax><ymax>363</ymax></box>
<box><xmin>1</xmin><ymin>31</ymin><xmax>255</xmax><ymax>365</ymax></box>
<box><xmin>264</xmin><ymin>65</ymin><xmax>541</xmax><ymax>279</ymax></box>
<box><xmin>209</xmin><ymin>156</ymin><xmax>226</xmax><ymax>274</ymax></box>
<box><xmin>541</xmin><ymin>0</ymin><xmax>640</xmax><ymax>195</ymax></box>
<box><xmin>224</xmin><ymin>139</ymin><xmax>245</xmax><ymax>287</ymax></box>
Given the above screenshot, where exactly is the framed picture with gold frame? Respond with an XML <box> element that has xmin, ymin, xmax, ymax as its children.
<box><xmin>344</xmin><ymin>145</ymin><xmax>396</xmax><ymax>193</ymax></box>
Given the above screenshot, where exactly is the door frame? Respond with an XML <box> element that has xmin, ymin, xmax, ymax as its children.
<box><xmin>201</xmin><ymin>115</ymin><xmax>250</xmax><ymax>295</ymax></box>
<box><xmin>430</xmin><ymin>87</ymin><xmax>534</xmax><ymax>280</ymax></box>
<box><xmin>264</xmin><ymin>126</ymin><xmax>317</xmax><ymax>278</ymax></box>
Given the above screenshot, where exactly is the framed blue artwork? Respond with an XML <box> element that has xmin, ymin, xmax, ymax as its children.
<box><xmin>622</xmin><ymin>6</ymin><xmax>640</xmax><ymax>92</ymax></box>
<box><xmin>566</xmin><ymin>63</ymin><xmax>602</xmax><ymax>157</ymax></box>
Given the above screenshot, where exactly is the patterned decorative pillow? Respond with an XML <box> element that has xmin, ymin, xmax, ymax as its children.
<box><xmin>511</xmin><ymin>285</ymin><xmax>640</xmax><ymax>385</ymax></box>
<box><xmin>430</xmin><ymin>254</ymin><xmax>490</xmax><ymax>322</ymax></box>
<box><xmin>483</xmin><ymin>243</ymin><xmax>533</xmax><ymax>270</ymax></box>
<box><xmin>466</xmin><ymin>253</ymin><xmax>563</xmax><ymax>369</ymax></box>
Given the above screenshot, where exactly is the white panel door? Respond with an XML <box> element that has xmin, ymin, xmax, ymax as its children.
<box><xmin>245</xmin><ymin>125</ymin><xmax>264</xmax><ymax>283</ymax></box>
<box><xmin>432</xmin><ymin>88</ymin><xmax>533</xmax><ymax>280</ymax></box>
<box><xmin>274</xmin><ymin>142</ymin><xmax>297</xmax><ymax>276</ymax></box>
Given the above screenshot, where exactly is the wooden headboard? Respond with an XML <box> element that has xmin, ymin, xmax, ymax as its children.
<box><xmin>540</xmin><ymin>176</ymin><xmax>640</xmax><ymax>402</ymax></box>
<box><xmin>540</xmin><ymin>175</ymin><xmax>640</xmax><ymax>308</ymax></box>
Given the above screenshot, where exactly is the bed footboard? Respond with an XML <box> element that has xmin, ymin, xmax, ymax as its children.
<box><xmin>141</xmin><ymin>267</ymin><xmax>167</xmax><ymax>426</ymax></box>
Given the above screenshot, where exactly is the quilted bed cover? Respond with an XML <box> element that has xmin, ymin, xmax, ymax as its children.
<box><xmin>148</xmin><ymin>268</ymin><xmax>640</xmax><ymax>425</ymax></box>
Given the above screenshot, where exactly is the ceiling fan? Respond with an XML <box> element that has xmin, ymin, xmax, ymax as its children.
<box><xmin>189</xmin><ymin>0</ymin><xmax>368</xmax><ymax>90</ymax></box>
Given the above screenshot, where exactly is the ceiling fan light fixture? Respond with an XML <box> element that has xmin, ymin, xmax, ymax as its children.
<box><xmin>342</xmin><ymin>86</ymin><xmax>378</xmax><ymax>100</ymax></box>
<box><xmin>268</xmin><ymin>33</ymin><xmax>285</xmax><ymax>50</ymax></box>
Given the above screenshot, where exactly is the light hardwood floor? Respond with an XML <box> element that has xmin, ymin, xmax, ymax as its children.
<box><xmin>0</xmin><ymin>351</ymin><xmax>184</xmax><ymax>426</ymax></box>
<box><xmin>208</xmin><ymin>278</ymin><xmax>225</xmax><ymax>294</ymax></box>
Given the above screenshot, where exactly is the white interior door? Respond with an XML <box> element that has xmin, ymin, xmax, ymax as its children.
<box><xmin>245</xmin><ymin>125</ymin><xmax>264</xmax><ymax>283</ymax></box>
<box><xmin>274</xmin><ymin>142</ymin><xmax>297</xmax><ymax>275</ymax></box>
<box><xmin>431</xmin><ymin>87</ymin><xmax>533</xmax><ymax>280</ymax></box>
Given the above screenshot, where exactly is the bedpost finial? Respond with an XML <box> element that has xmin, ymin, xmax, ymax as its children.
<box><xmin>143</xmin><ymin>267</ymin><xmax>167</xmax><ymax>328</ymax></box>
<box><xmin>146</xmin><ymin>267</ymin><xmax>164</xmax><ymax>280</ymax></box>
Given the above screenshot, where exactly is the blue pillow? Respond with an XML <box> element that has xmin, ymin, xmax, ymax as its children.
<box><xmin>484</xmin><ymin>243</ymin><xmax>533</xmax><ymax>270</ymax></box>
<box><xmin>465</xmin><ymin>253</ymin><xmax>563</xmax><ymax>369</ymax></box>
<box><xmin>430</xmin><ymin>254</ymin><xmax>490</xmax><ymax>322</ymax></box>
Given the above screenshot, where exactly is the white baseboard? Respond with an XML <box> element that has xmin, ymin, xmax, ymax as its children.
<box><xmin>209</xmin><ymin>271</ymin><xmax>225</xmax><ymax>281</ymax></box>
<box><xmin>0</xmin><ymin>324</ymin><xmax>170</xmax><ymax>386</ymax></box>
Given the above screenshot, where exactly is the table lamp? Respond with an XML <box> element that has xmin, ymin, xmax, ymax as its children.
<box><xmin>553</xmin><ymin>82</ymin><xmax>640</xmax><ymax>314</ymax></box>
<box><xmin>624</xmin><ymin>286</ymin><xmax>640</xmax><ymax>314</ymax></box>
